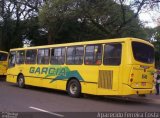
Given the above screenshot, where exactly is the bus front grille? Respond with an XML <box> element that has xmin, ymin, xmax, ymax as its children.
<box><xmin>98</xmin><ymin>70</ymin><xmax>113</xmax><ymax>89</ymax></box>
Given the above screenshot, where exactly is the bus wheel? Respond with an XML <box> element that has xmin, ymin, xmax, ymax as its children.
<box><xmin>67</xmin><ymin>79</ymin><xmax>81</xmax><ymax>98</ymax></box>
<box><xmin>17</xmin><ymin>75</ymin><xmax>25</xmax><ymax>88</ymax></box>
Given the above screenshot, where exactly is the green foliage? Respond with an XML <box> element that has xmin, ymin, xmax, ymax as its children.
<box><xmin>154</xmin><ymin>26</ymin><xmax>160</xmax><ymax>41</ymax></box>
<box><xmin>151</xmin><ymin>26</ymin><xmax>160</xmax><ymax>68</ymax></box>
<box><xmin>0</xmin><ymin>0</ymin><xmax>159</xmax><ymax>51</ymax></box>
<box><xmin>0</xmin><ymin>0</ymin><xmax>45</xmax><ymax>51</ymax></box>
<box><xmin>22</xmin><ymin>17</ymin><xmax>48</xmax><ymax>46</ymax></box>
<box><xmin>39</xmin><ymin>0</ymin><xmax>148</xmax><ymax>44</ymax></box>
<box><xmin>144</xmin><ymin>26</ymin><xmax>160</xmax><ymax>68</ymax></box>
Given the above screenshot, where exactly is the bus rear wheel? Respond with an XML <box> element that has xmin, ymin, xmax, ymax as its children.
<box><xmin>67</xmin><ymin>79</ymin><xmax>81</xmax><ymax>98</ymax></box>
<box><xmin>17</xmin><ymin>75</ymin><xmax>25</xmax><ymax>88</ymax></box>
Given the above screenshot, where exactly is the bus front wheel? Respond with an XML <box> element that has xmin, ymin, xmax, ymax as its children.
<box><xmin>67</xmin><ymin>79</ymin><xmax>81</xmax><ymax>98</ymax></box>
<box><xmin>17</xmin><ymin>75</ymin><xmax>25</xmax><ymax>88</ymax></box>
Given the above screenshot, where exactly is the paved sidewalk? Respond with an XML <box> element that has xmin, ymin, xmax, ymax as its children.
<box><xmin>146</xmin><ymin>94</ymin><xmax>160</xmax><ymax>100</ymax></box>
<box><xmin>105</xmin><ymin>94</ymin><xmax>160</xmax><ymax>104</ymax></box>
<box><xmin>125</xmin><ymin>94</ymin><xmax>160</xmax><ymax>105</ymax></box>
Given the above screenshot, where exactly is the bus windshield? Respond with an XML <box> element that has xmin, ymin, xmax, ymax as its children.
<box><xmin>132</xmin><ymin>42</ymin><xmax>154</xmax><ymax>64</ymax></box>
<box><xmin>0</xmin><ymin>52</ymin><xmax>8</xmax><ymax>61</ymax></box>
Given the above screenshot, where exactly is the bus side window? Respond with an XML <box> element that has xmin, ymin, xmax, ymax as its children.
<box><xmin>103</xmin><ymin>43</ymin><xmax>122</xmax><ymax>65</ymax></box>
<box><xmin>16</xmin><ymin>50</ymin><xmax>25</xmax><ymax>64</ymax></box>
<box><xmin>37</xmin><ymin>49</ymin><xmax>50</xmax><ymax>64</ymax></box>
<box><xmin>25</xmin><ymin>50</ymin><xmax>37</xmax><ymax>64</ymax></box>
<box><xmin>74</xmin><ymin>46</ymin><xmax>84</xmax><ymax>65</ymax></box>
<box><xmin>66</xmin><ymin>46</ymin><xmax>84</xmax><ymax>65</ymax></box>
<box><xmin>0</xmin><ymin>53</ymin><xmax>7</xmax><ymax>61</ymax></box>
<box><xmin>85</xmin><ymin>44</ymin><xmax>102</xmax><ymax>65</ymax></box>
<box><xmin>8</xmin><ymin>51</ymin><xmax>16</xmax><ymax>68</ymax></box>
<box><xmin>51</xmin><ymin>48</ymin><xmax>65</xmax><ymax>65</ymax></box>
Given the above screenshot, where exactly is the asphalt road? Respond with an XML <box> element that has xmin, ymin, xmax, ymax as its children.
<box><xmin>0</xmin><ymin>79</ymin><xmax>160</xmax><ymax>118</ymax></box>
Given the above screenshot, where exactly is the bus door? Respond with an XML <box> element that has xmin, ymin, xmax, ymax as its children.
<box><xmin>7</xmin><ymin>51</ymin><xmax>16</xmax><ymax>82</ymax></box>
<box><xmin>99</xmin><ymin>43</ymin><xmax>122</xmax><ymax>91</ymax></box>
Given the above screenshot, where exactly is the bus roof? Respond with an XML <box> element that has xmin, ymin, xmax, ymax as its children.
<box><xmin>0</xmin><ymin>51</ymin><xmax>8</xmax><ymax>54</ymax></box>
<box><xmin>9</xmin><ymin>37</ymin><xmax>153</xmax><ymax>51</ymax></box>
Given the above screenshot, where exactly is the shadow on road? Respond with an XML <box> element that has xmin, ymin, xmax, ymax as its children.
<box><xmin>0</xmin><ymin>76</ymin><xmax>6</xmax><ymax>82</ymax></box>
<box><xmin>83</xmin><ymin>94</ymin><xmax>144</xmax><ymax>104</ymax></box>
<box><xmin>11</xmin><ymin>83</ymin><xmax>68</xmax><ymax>96</ymax></box>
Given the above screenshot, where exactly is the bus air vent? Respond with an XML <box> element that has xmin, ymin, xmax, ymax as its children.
<box><xmin>98</xmin><ymin>70</ymin><xmax>113</xmax><ymax>89</ymax></box>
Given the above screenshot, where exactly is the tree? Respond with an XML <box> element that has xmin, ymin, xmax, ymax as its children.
<box><xmin>152</xmin><ymin>26</ymin><xmax>160</xmax><ymax>67</ymax></box>
<box><xmin>39</xmin><ymin>0</ymin><xmax>78</xmax><ymax>44</ymax></box>
<box><xmin>39</xmin><ymin>0</ymin><xmax>153</xmax><ymax>45</ymax></box>
<box><xmin>0</xmin><ymin>0</ymin><xmax>160</xmax><ymax>50</ymax></box>
<box><xmin>0</xmin><ymin>0</ymin><xmax>45</xmax><ymax>51</ymax></box>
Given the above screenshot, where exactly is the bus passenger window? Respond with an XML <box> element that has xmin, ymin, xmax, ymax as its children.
<box><xmin>74</xmin><ymin>46</ymin><xmax>84</xmax><ymax>64</ymax></box>
<box><xmin>103</xmin><ymin>43</ymin><xmax>122</xmax><ymax>65</ymax></box>
<box><xmin>16</xmin><ymin>50</ymin><xmax>25</xmax><ymax>64</ymax></box>
<box><xmin>37</xmin><ymin>49</ymin><xmax>50</xmax><ymax>64</ymax></box>
<box><xmin>51</xmin><ymin>48</ymin><xmax>65</xmax><ymax>65</ymax></box>
<box><xmin>25</xmin><ymin>50</ymin><xmax>37</xmax><ymax>64</ymax></box>
<box><xmin>85</xmin><ymin>44</ymin><xmax>102</xmax><ymax>65</ymax></box>
<box><xmin>8</xmin><ymin>51</ymin><xmax>16</xmax><ymax>68</ymax></box>
<box><xmin>0</xmin><ymin>53</ymin><xmax>7</xmax><ymax>61</ymax></box>
<box><xmin>66</xmin><ymin>46</ymin><xmax>84</xmax><ymax>65</ymax></box>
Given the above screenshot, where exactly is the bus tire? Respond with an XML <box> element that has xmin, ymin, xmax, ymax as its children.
<box><xmin>17</xmin><ymin>74</ymin><xmax>25</xmax><ymax>88</ymax></box>
<box><xmin>67</xmin><ymin>79</ymin><xmax>81</xmax><ymax>98</ymax></box>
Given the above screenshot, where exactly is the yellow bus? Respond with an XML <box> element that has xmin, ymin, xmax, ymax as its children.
<box><xmin>6</xmin><ymin>38</ymin><xmax>155</xmax><ymax>97</ymax></box>
<box><xmin>0</xmin><ymin>51</ymin><xmax>8</xmax><ymax>76</ymax></box>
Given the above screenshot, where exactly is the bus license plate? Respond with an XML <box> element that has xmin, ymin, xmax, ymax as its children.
<box><xmin>141</xmin><ymin>82</ymin><xmax>146</xmax><ymax>86</ymax></box>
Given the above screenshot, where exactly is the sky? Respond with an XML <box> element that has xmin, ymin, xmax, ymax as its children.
<box><xmin>122</xmin><ymin>0</ymin><xmax>160</xmax><ymax>28</ymax></box>
<box><xmin>139</xmin><ymin>11</ymin><xmax>160</xmax><ymax>28</ymax></box>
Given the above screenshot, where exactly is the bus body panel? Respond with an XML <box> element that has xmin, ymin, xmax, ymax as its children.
<box><xmin>129</xmin><ymin>65</ymin><xmax>154</xmax><ymax>89</ymax></box>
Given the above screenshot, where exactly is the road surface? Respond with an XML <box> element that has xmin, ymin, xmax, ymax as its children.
<box><xmin>0</xmin><ymin>79</ymin><xmax>160</xmax><ymax>118</ymax></box>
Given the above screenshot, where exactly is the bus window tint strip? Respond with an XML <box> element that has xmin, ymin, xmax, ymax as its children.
<box><xmin>103</xmin><ymin>43</ymin><xmax>122</xmax><ymax>65</ymax></box>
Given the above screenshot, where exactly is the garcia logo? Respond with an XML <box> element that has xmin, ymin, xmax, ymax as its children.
<box><xmin>29</xmin><ymin>67</ymin><xmax>66</xmax><ymax>76</ymax></box>
<box><xmin>29</xmin><ymin>66</ymin><xmax>84</xmax><ymax>83</ymax></box>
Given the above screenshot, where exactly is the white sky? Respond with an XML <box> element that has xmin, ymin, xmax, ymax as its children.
<box><xmin>139</xmin><ymin>11</ymin><xmax>160</xmax><ymax>28</ymax></box>
<box><xmin>121</xmin><ymin>0</ymin><xmax>160</xmax><ymax>28</ymax></box>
